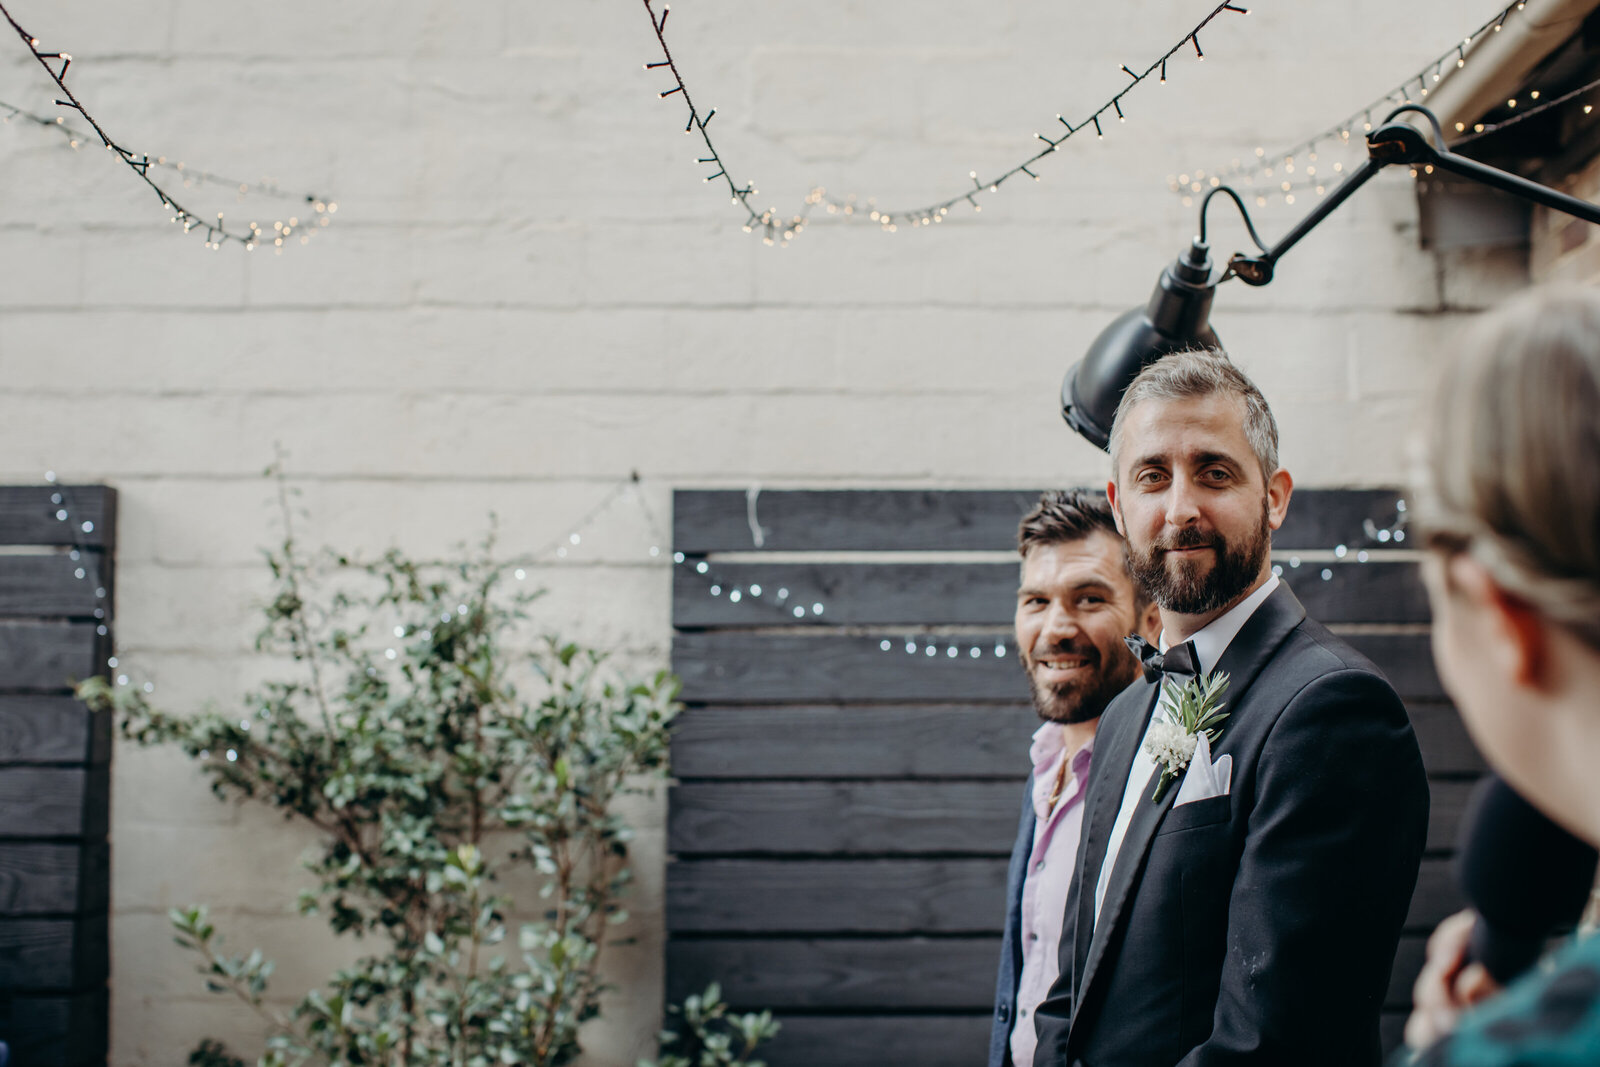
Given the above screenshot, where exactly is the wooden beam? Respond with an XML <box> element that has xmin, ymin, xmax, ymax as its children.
<box><xmin>673</xmin><ymin>632</ymin><xmax>1444</xmax><ymax>704</ymax></box>
<box><xmin>0</xmin><ymin>489</ymin><xmax>115</xmax><ymax>550</ymax></box>
<box><xmin>674</xmin><ymin>560</ymin><xmax>1428</xmax><ymax>629</ymax></box>
<box><xmin>673</xmin><ymin>489</ymin><xmax>1409</xmax><ymax>553</ymax></box>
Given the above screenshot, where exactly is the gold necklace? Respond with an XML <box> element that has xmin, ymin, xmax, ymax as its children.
<box><xmin>1046</xmin><ymin>750</ymin><xmax>1074</xmax><ymax>811</ymax></box>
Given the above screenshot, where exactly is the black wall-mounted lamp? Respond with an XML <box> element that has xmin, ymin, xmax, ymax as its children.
<box><xmin>1062</xmin><ymin>105</ymin><xmax>1600</xmax><ymax>451</ymax></box>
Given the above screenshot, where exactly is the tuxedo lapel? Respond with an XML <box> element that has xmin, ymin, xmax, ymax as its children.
<box><xmin>1071</xmin><ymin>678</ymin><xmax>1159</xmax><ymax>1000</ymax></box>
<box><xmin>1070</xmin><ymin>581</ymin><xmax>1308</xmax><ymax>1040</ymax></box>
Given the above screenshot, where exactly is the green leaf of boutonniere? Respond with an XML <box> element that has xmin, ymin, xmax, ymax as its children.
<box><xmin>1145</xmin><ymin>670</ymin><xmax>1231</xmax><ymax>803</ymax></box>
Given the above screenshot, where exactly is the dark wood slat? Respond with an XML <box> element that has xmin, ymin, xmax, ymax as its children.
<box><xmin>1407</xmin><ymin>857</ymin><xmax>1463</xmax><ymax>932</ymax></box>
<box><xmin>0</xmin><ymin>622</ymin><xmax>104</xmax><ymax>694</ymax></box>
<box><xmin>1344</xmin><ymin>633</ymin><xmax>1444</xmax><ymax>703</ymax></box>
<box><xmin>671</xmin><ymin>703</ymin><xmax>1476</xmax><ymax>781</ymax></box>
<box><xmin>669</xmin><ymin>782</ymin><xmax>1022</xmax><ymax>856</ymax></box>
<box><xmin>0</xmin><ymin>914</ymin><xmax>107</xmax><ymax>991</ymax></box>
<box><xmin>0</xmin><ymin>989</ymin><xmax>108</xmax><ymax>1067</ymax></box>
<box><xmin>675</xmin><ymin>560</ymin><xmax>1427</xmax><ymax>628</ymax></box>
<box><xmin>668</xmin><ymin>859</ymin><xmax>1009</xmax><ymax>934</ymax></box>
<box><xmin>673</xmin><ymin>489</ymin><xmax>1407</xmax><ymax>553</ymax></box>
<box><xmin>1410</xmin><ymin>703</ymin><xmax>1484</xmax><ymax>776</ymax></box>
<box><xmin>0</xmin><ymin>555</ymin><xmax>107</xmax><ymax>618</ymax></box>
<box><xmin>756</xmin><ymin>1015</ymin><xmax>989</xmax><ymax>1067</ymax></box>
<box><xmin>665</xmin><ymin>937</ymin><xmax>998</xmax><ymax>1010</ymax></box>
<box><xmin>669</xmin><ymin>782</ymin><xmax>1469</xmax><ymax>857</ymax></box>
<box><xmin>0</xmin><ymin>488</ymin><xmax>115</xmax><ymax>550</ymax></box>
<box><xmin>0</xmin><ymin>697</ymin><xmax>110</xmax><ymax>765</ymax></box>
<box><xmin>1389</xmin><ymin>933</ymin><xmax>1427</xmax><ymax>1009</ymax></box>
<box><xmin>668</xmin><ymin>854</ymin><xmax>1462</xmax><ymax>934</ymax></box>
<box><xmin>671</xmin><ymin>705</ymin><xmax>1038</xmax><ymax>779</ymax></box>
<box><xmin>0</xmin><ymin>766</ymin><xmax>109</xmax><ymax>839</ymax></box>
<box><xmin>0</xmin><ymin>843</ymin><xmax>109</xmax><ymax>914</ymax></box>
<box><xmin>677</xmin><ymin>632</ymin><xmax>1036</xmax><ymax>705</ymax></box>
<box><xmin>673</xmin><ymin>930</ymin><xmax>1446</xmax><ymax>1014</ymax></box>
<box><xmin>674</xmin><ymin>632</ymin><xmax>1443</xmax><ymax>704</ymax></box>
<box><xmin>1382</xmin><ymin>1010</ymin><xmax>1410</xmax><ymax>1056</ymax></box>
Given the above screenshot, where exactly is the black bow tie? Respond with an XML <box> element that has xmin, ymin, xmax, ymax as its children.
<box><xmin>1125</xmin><ymin>634</ymin><xmax>1200</xmax><ymax>683</ymax></box>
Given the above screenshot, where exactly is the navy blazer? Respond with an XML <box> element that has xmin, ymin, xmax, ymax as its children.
<box><xmin>989</xmin><ymin>776</ymin><xmax>1038</xmax><ymax>1067</ymax></box>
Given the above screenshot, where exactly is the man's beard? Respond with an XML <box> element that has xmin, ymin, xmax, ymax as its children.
<box><xmin>1021</xmin><ymin>639</ymin><xmax>1142</xmax><ymax>724</ymax></box>
<box><xmin>1129</xmin><ymin>498</ymin><xmax>1272</xmax><ymax>616</ymax></box>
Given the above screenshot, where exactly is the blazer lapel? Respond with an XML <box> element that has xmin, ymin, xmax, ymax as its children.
<box><xmin>1070</xmin><ymin>581</ymin><xmax>1308</xmax><ymax>1035</ymax></box>
<box><xmin>1071</xmin><ymin>678</ymin><xmax>1159</xmax><ymax>1000</ymax></box>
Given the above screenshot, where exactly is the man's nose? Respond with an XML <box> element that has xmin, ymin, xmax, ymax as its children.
<box><xmin>1041</xmin><ymin>602</ymin><xmax>1081</xmax><ymax>642</ymax></box>
<box><xmin>1164</xmin><ymin>471</ymin><xmax>1203</xmax><ymax>527</ymax></box>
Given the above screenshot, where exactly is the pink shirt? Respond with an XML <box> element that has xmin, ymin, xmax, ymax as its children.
<box><xmin>1009</xmin><ymin>724</ymin><xmax>1095</xmax><ymax>1067</ymax></box>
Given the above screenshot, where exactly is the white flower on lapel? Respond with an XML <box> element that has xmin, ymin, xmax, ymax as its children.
<box><xmin>1144</xmin><ymin>670</ymin><xmax>1231</xmax><ymax>803</ymax></box>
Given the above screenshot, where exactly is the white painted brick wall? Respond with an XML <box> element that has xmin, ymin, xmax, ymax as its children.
<box><xmin>0</xmin><ymin>0</ymin><xmax>1526</xmax><ymax>1062</ymax></box>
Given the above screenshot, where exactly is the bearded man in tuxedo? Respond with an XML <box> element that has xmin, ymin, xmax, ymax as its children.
<box><xmin>1030</xmin><ymin>350</ymin><xmax>1429</xmax><ymax>1067</ymax></box>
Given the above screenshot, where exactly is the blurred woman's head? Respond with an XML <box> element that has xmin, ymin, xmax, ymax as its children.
<box><xmin>1416</xmin><ymin>285</ymin><xmax>1600</xmax><ymax>838</ymax></box>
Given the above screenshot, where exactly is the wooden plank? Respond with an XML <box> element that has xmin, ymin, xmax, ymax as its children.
<box><xmin>668</xmin><ymin>853</ymin><xmax>1463</xmax><ymax>934</ymax></box>
<box><xmin>673</xmin><ymin>632</ymin><xmax>1444</xmax><ymax>704</ymax></box>
<box><xmin>670</xmin><ymin>705</ymin><xmax>1038</xmax><ymax>779</ymax></box>
<box><xmin>674</xmin><ymin>560</ymin><xmax>1427</xmax><ymax>629</ymax></box>
<box><xmin>0</xmin><ymin>989</ymin><xmax>108</xmax><ymax>1067</ymax></box>
<box><xmin>1344</xmin><ymin>633</ymin><xmax>1445</xmax><ymax>704</ymax></box>
<box><xmin>1382</xmin><ymin>1010</ymin><xmax>1409</xmax><ymax>1056</ymax></box>
<box><xmin>0</xmin><ymin>843</ymin><xmax>109</xmax><ymax>914</ymax></box>
<box><xmin>0</xmin><ymin>488</ymin><xmax>115</xmax><ymax>550</ymax></box>
<box><xmin>670</xmin><ymin>704</ymin><xmax>1478</xmax><ymax>781</ymax></box>
<box><xmin>0</xmin><ymin>555</ymin><xmax>108</xmax><ymax>618</ymax></box>
<box><xmin>667</xmin><ymin>859</ymin><xmax>1009</xmax><ymax>934</ymax></box>
<box><xmin>1407</xmin><ymin>857</ymin><xmax>1463</xmax><ymax>932</ymax></box>
<box><xmin>665</xmin><ymin>937</ymin><xmax>997</xmax><ymax>1010</ymax></box>
<box><xmin>756</xmin><ymin>1011</ymin><xmax>1405</xmax><ymax>1067</ymax></box>
<box><xmin>0</xmin><ymin>914</ymin><xmax>107</xmax><ymax>991</ymax></box>
<box><xmin>669</xmin><ymin>782</ymin><xmax>1022</xmax><ymax>856</ymax></box>
<box><xmin>0</xmin><ymin>622</ymin><xmax>103</xmax><ymax>693</ymax></box>
<box><xmin>672</xmin><ymin>489</ymin><xmax>1408</xmax><ymax>554</ymax></box>
<box><xmin>1389</xmin><ymin>933</ymin><xmax>1427</xmax><ymax>1008</ymax></box>
<box><xmin>1409</xmin><ymin>703</ymin><xmax>1484</xmax><ymax>776</ymax></box>
<box><xmin>676</xmin><ymin>632</ymin><xmax>1029</xmax><ymax>705</ymax></box>
<box><xmin>0</xmin><ymin>766</ymin><xmax>109</xmax><ymax>839</ymax></box>
<box><xmin>0</xmin><ymin>697</ymin><xmax>111</xmax><ymax>765</ymax></box>
<box><xmin>755</xmin><ymin>1015</ymin><xmax>989</xmax><ymax>1067</ymax></box>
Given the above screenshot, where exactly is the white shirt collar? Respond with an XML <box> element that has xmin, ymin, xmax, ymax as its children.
<box><xmin>1158</xmin><ymin>573</ymin><xmax>1279</xmax><ymax>676</ymax></box>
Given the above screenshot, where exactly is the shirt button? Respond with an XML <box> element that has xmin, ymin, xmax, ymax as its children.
<box><xmin>1029</xmin><ymin>932</ymin><xmax>1039</xmax><ymax>942</ymax></box>
<box><xmin>1034</xmin><ymin>860</ymin><xmax>1045</xmax><ymax>872</ymax></box>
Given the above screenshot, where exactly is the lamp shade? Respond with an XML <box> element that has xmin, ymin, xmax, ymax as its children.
<box><xmin>1061</xmin><ymin>239</ymin><xmax>1220</xmax><ymax>451</ymax></box>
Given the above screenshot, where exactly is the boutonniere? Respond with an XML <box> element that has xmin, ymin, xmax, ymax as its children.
<box><xmin>1143</xmin><ymin>671</ymin><xmax>1231</xmax><ymax>803</ymax></box>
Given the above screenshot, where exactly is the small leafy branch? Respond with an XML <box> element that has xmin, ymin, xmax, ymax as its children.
<box><xmin>641</xmin><ymin>982</ymin><xmax>780</xmax><ymax>1067</ymax></box>
<box><xmin>78</xmin><ymin>481</ymin><xmax>767</xmax><ymax>1067</ymax></box>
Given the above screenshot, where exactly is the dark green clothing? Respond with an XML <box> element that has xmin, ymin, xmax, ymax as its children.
<box><xmin>1405</xmin><ymin>933</ymin><xmax>1600</xmax><ymax>1067</ymax></box>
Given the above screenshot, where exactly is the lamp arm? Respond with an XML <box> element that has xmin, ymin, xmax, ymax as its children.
<box><xmin>1221</xmin><ymin>104</ymin><xmax>1600</xmax><ymax>287</ymax></box>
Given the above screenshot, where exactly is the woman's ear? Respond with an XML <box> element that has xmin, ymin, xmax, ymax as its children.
<box><xmin>1449</xmin><ymin>554</ymin><xmax>1552</xmax><ymax>691</ymax></box>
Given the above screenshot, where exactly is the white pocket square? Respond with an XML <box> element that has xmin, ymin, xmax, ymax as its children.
<box><xmin>1174</xmin><ymin>732</ymin><xmax>1233</xmax><ymax>807</ymax></box>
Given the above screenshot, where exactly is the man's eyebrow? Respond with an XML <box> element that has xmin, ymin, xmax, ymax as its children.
<box><xmin>1017</xmin><ymin>577</ymin><xmax>1118</xmax><ymax>597</ymax></box>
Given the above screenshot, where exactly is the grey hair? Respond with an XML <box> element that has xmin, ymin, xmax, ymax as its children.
<box><xmin>1108</xmin><ymin>348</ymin><xmax>1280</xmax><ymax>482</ymax></box>
<box><xmin>1414</xmin><ymin>285</ymin><xmax>1600</xmax><ymax>651</ymax></box>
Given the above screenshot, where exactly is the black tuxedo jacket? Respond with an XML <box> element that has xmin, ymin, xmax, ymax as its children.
<box><xmin>1031</xmin><ymin>583</ymin><xmax>1429</xmax><ymax>1067</ymax></box>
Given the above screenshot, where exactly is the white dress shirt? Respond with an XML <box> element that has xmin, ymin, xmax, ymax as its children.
<box><xmin>1092</xmin><ymin>574</ymin><xmax>1279</xmax><ymax>925</ymax></box>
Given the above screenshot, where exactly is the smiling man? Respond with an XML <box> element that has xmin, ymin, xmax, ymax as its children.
<box><xmin>989</xmin><ymin>490</ymin><xmax>1161</xmax><ymax>1067</ymax></box>
<box><xmin>1030</xmin><ymin>350</ymin><xmax>1430</xmax><ymax>1067</ymax></box>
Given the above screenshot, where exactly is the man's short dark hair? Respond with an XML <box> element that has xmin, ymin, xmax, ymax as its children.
<box><xmin>1017</xmin><ymin>489</ymin><xmax>1120</xmax><ymax>555</ymax></box>
<box><xmin>1017</xmin><ymin>490</ymin><xmax>1148</xmax><ymax>609</ymax></box>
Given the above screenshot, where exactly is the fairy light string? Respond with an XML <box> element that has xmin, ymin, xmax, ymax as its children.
<box><xmin>1172</xmin><ymin>0</ymin><xmax>1530</xmax><ymax>204</ymax></box>
<box><xmin>643</xmin><ymin>0</ymin><xmax>1251</xmax><ymax>245</ymax></box>
<box><xmin>0</xmin><ymin>1</ymin><xmax>330</xmax><ymax>251</ymax></box>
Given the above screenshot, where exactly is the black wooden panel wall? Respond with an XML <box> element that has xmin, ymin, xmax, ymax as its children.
<box><xmin>0</xmin><ymin>486</ymin><xmax>115</xmax><ymax>1067</ymax></box>
<box><xmin>667</xmin><ymin>489</ymin><xmax>1479</xmax><ymax>1066</ymax></box>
